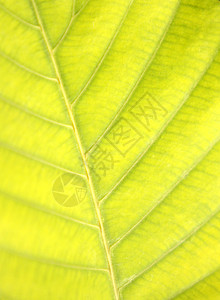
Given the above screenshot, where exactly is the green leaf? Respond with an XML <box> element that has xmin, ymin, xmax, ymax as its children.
<box><xmin>0</xmin><ymin>0</ymin><xmax>219</xmax><ymax>299</ymax></box>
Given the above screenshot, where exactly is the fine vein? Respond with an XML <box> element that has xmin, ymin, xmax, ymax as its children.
<box><xmin>86</xmin><ymin>0</ymin><xmax>181</xmax><ymax>155</ymax></box>
<box><xmin>70</xmin><ymin>0</ymin><xmax>135</xmax><ymax>106</ymax></box>
<box><xmin>119</xmin><ymin>206</ymin><xmax>220</xmax><ymax>291</ymax></box>
<box><xmin>110</xmin><ymin>138</ymin><xmax>220</xmax><ymax>249</ymax></box>
<box><xmin>99</xmin><ymin>45</ymin><xmax>219</xmax><ymax>204</ymax></box>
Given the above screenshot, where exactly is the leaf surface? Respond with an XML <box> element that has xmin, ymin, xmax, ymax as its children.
<box><xmin>0</xmin><ymin>0</ymin><xmax>219</xmax><ymax>299</ymax></box>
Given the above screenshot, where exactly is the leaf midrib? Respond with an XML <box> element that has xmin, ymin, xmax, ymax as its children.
<box><xmin>30</xmin><ymin>1</ymin><xmax>119</xmax><ymax>299</ymax></box>
<box><xmin>21</xmin><ymin>1</ymin><xmax>220</xmax><ymax>299</ymax></box>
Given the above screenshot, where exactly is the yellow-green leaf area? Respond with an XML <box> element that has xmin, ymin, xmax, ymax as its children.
<box><xmin>0</xmin><ymin>0</ymin><xmax>219</xmax><ymax>299</ymax></box>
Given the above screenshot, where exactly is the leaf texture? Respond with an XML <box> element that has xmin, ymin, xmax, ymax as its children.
<box><xmin>0</xmin><ymin>0</ymin><xmax>219</xmax><ymax>299</ymax></box>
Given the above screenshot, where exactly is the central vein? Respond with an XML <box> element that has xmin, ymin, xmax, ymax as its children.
<box><xmin>31</xmin><ymin>1</ymin><xmax>119</xmax><ymax>299</ymax></box>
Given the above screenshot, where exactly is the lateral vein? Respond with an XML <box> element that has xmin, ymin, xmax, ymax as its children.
<box><xmin>70</xmin><ymin>0</ymin><xmax>135</xmax><ymax>106</ymax></box>
<box><xmin>86</xmin><ymin>0</ymin><xmax>181</xmax><ymax>155</ymax></box>
<box><xmin>0</xmin><ymin>50</ymin><xmax>57</xmax><ymax>82</ymax></box>
<box><xmin>0</xmin><ymin>141</ymin><xmax>85</xmax><ymax>178</ymax></box>
<box><xmin>53</xmin><ymin>0</ymin><xmax>91</xmax><ymax>53</ymax></box>
<box><xmin>110</xmin><ymin>138</ymin><xmax>220</xmax><ymax>249</ymax></box>
<box><xmin>99</xmin><ymin>45</ymin><xmax>220</xmax><ymax>204</ymax></box>
<box><xmin>0</xmin><ymin>95</ymin><xmax>72</xmax><ymax>129</ymax></box>
<box><xmin>169</xmin><ymin>267</ymin><xmax>220</xmax><ymax>299</ymax></box>
<box><xmin>0</xmin><ymin>3</ymin><xmax>40</xmax><ymax>30</ymax></box>
<box><xmin>0</xmin><ymin>245</ymin><xmax>108</xmax><ymax>273</ymax></box>
<box><xmin>0</xmin><ymin>189</ymin><xmax>98</xmax><ymax>229</ymax></box>
<box><xmin>119</xmin><ymin>206</ymin><xmax>220</xmax><ymax>291</ymax></box>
